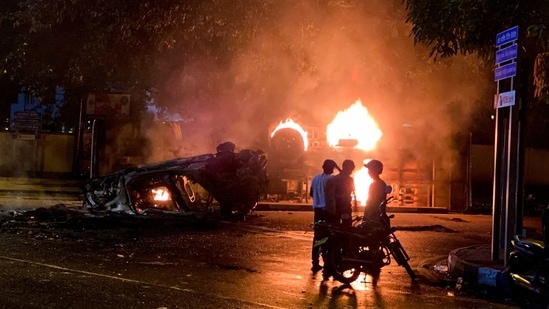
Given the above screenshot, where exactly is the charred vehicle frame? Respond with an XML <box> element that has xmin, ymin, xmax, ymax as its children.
<box><xmin>83</xmin><ymin>142</ymin><xmax>268</xmax><ymax>217</ymax></box>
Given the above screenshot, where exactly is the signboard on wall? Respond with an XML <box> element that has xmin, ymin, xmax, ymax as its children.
<box><xmin>13</xmin><ymin>111</ymin><xmax>41</xmax><ymax>130</ymax></box>
<box><xmin>86</xmin><ymin>94</ymin><xmax>131</xmax><ymax>116</ymax></box>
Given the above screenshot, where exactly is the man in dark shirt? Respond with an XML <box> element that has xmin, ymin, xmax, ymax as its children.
<box><xmin>363</xmin><ymin>159</ymin><xmax>387</xmax><ymax>221</ymax></box>
<box><xmin>332</xmin><ymin>159</ymin><xmax>356</xmax><ymax>227</ymax></box>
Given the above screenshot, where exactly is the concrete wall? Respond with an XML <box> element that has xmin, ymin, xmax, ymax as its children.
<box><xmin>524</xmin><ymin>148</ymin><xmax>549</xmax><ymax>185</ymax></box>
<box><xmin>0</xmin><ymin>132</ymin><xmax>74</xmax><ymax>177</ymax></box>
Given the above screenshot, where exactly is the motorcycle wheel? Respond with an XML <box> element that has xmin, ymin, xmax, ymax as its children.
<box><xmin>402</xmin><ymin>261</ymin><xmax>416</xmax><ymax>280</ymax></box>
<box><xmin>327</xmin><ymin>243</ymin><xmax>361</xmax><ymax>284</ymax></box>
<box><xmin>388</xmin><ymin>241</ymin><xmax>416</xmax><ymax>280</ymax></box>
<box><xmin>365</xmin><ymin>266</ymin><xmax>381</xmax><ymax>287</ymax></box>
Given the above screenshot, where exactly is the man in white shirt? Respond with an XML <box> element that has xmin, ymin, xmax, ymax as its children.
<box><xmin>309</xmin><ymin>159</ymin><xmax>339</xmax><ymax>273</ymax></box>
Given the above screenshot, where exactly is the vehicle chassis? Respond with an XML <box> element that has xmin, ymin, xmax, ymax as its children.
<box><xmin>83</xmin><ymin>144</ymin><xmax>267</xmax><ymax>217</ymax></box>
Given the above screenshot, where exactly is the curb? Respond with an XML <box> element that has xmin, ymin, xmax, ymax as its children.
<box><xmin>255</xmin><ymin>203</ymin><xmax>311</xmax><ymax>212</ymax></box>
<box><xmin>448</xmin><ymin>245</ymin><xmax>505</xmax><ymax>289</ymax></box>
<box><xmin>0</xmin><ymin>189</ymin><xmax>81</xmax><ymax>194</ymax></box>
<box><xmin>255</xmin><ymin>203</ymin><xmax>451</xmax><ymax>213</ymax></box>
<box><xmin>0</xmin><ymin>178</ymin><xmax>82</xmax><ymax>197</ymax></box>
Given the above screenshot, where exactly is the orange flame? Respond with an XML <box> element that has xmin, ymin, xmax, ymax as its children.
<box><xmin>326</xmin><ymin>99</ymin><xmax>382</xmax><ymax>151</ymax></box>
<box><xmin>353</xmin><ymin>166</ymin><xmax>372</xmax><ymax>206</ymax></box>
<box><xmin>152</xmin><ymin>187</ymin><xmax>170</xmax><ymax>201</ymax></box>
<box><xmin>271</xmin><ymin>118</ymin><xmax>308</xmax><ymax>151</ymax></box>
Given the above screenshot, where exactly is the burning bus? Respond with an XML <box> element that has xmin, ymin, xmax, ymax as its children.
<box><xmin>265</xmin><ymin>99</ymin><xmax>456</xmax><ymax>210</ymax></box>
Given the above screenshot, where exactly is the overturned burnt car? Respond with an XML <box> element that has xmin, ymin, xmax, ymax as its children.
<box><xmin>83</xmin><ymin>142</ymin><xmax>267</xmax><ymax>217</ymax></box>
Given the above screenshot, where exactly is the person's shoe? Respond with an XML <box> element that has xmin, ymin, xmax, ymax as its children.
<box><xmin>311</xmin><ymin>264</ymin><xmax>323</xmax><ymax>273</ymax></box>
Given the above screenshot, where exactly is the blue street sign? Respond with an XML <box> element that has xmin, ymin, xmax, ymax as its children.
<box><xmin>495</xmin><ymin>44</ymin><xmax>518</xmax><ymax>64</ymax></box>
<box><xmin>496</xmin><ymin>26</ymin><xmax>519</xmax><ymax>47</ymax></box>
<box><xmin>494</xmin><ymin>62</ymin><xmax>517</xmax><ymax>81</ymax></box>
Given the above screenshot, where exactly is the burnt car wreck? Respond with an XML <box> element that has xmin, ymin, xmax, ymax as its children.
<box><xmin>83</xmin><ymin>142</ymin><xmax>267</xmax><ymax>217</ymax></box>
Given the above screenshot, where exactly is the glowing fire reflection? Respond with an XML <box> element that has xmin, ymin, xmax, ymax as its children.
<box><xmin>271</xmin><ymin>118</ymin><xmax>308</xmax><ymax>151</ymax></box>
<box><xmin>327</xmin><ymin>99</ymin><xmax>382</xmax><ymax>151</ymax></box>
<box><xmin>152</xmin><ymin>187</ymin><xmax>170</xmax><ymax>201</ymax></box>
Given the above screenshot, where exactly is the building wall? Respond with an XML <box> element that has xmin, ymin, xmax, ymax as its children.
<box><xmin>1</xmin><ymin>129</ymin><xmax>549</xmax><ymax>209</ymax></box>
<box><xmin>470</xmin><ymin>144</ymin><xmax>495</xmax><ymax>183</ymax></box>
<box><xmin>471</xmin><ymin>144</ymin><xmax>549</xmax><ymax>186</ymax></box>
<box><xmin>0</xmin><ymin>132</ymin><xmax>74</xmax><ymax>177</ymax></box>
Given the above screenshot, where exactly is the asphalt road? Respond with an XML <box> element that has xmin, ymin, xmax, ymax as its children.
<box><xmin>0</xmin><ymin>205</ymin><xmax>539</xmax><ymax>309</ymax></box>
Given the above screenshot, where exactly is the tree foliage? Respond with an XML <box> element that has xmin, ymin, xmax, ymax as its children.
<box><xmin>0</xmin><ymin>0</ymin><xmax>497</xmax><ymax>145</ymax></box>
<box><xmin>403</xmin><ymin>0</ymin><xmax>549</xmax><ymax>102</ymax></box>
<box><xmin>0</xmin><ymin>3</ymin><xmax>359</xmax><ymax>102</ymax></box>
<box><xmin>1</xmin><ymin>0</ymin><xmax>231</xmax><ymax>96</ymax></box>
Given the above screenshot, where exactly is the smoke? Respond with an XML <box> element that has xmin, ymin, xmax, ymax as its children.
<box><xmin>146</xmin><ymin>0</ymin><xmax>492</xmax><ymax>168</ymax></box>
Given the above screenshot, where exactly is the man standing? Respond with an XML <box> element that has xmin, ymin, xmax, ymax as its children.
<box><xmin>309</xmin><ymin>159</ymin><xmax>339</xmax><ymax>273</ymax></box>
<box><xmin>332</xmin><ymin>159</ymin><xmax>356</xmax><ymax>227</ymax></box>
<box><xmin>363</xmin><ymin>159</ymin><xmax>388</xmax><ymax>221</ymax></box>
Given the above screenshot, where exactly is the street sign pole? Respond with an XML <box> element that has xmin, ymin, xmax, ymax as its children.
<box><xmin>491</xmin><ymin>25</ymin><xmax>523</xmax><ymax>263</ymax></box>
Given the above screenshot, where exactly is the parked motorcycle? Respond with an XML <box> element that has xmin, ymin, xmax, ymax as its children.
<box><xmin>506</xmin><ymin>235</ymin><xmax>549</xmax><ymax>308</ymax></box>
<box><xmin>314</xmin><ymin>197</ymin><xmax>416</xmax><ymax>285</ymax></box>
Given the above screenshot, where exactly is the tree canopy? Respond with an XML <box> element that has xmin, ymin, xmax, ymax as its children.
<box><xmin>403</xmin><ymin>0</ymin><xmax>549</xmax><ymax>102</ymax></box>
<box><xmin>1</xmin><ymin>0</ymin><xmax>248</xmax><ymax>99</ymax></box>
<box><xmin>3</xmin><ymin>1</ymin><xmax>548</xmax><ymax>105</ymax></box>
<box><xmin>0</xmin><ymin>0</ymin><xmax>528</xmax><ymax>149</ymax></box>
<box><xmin>0</xmin><ymin>1</ymin><xmax>433</xmax><ymax>117</ymax></box>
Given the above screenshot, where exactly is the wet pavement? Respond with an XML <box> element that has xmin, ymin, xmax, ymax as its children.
<box><xmin>0</xmin><ymin>206</ymin><xmax>525</xmax><ymax>308</ymax></box>
<box><xmin>0</xmin><ymin>177</ymin><xmax>543</xmax><ymax>307</ymax></box>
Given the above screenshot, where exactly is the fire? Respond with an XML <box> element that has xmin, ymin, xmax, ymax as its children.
<box><xmin>353</xmin><ymin>166</ymin><xmax>372</xmax><ymax>206</ymax></box>
<box><xmin>326</xmin><ymin>99</ymin><xmax>382</xmax><ymax>151</ymax></box>
<box><xmin>152</xmin><ymin>187</ymin><xmax>170</xmax><ymax>201</ymax></box>
<box><xmin>271</xmin><ymin>118</ymin><xmax>308</xmax><ymax>151</ymax></box>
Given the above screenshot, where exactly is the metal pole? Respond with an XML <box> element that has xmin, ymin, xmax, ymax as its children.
<box><xmin>90</xmin><ymin>119</ymin><xmax>97</xmax><ymax>179</ymax></box>
<box><xmin>73</xmin><ymin>98</ymin><xmax>84</xmax><ymax>176</ymax></box>
<box><xmin>503</xmin><ymin>107</ymin><xmax>513</xmax><ymax>264</ymax></box>
<box><xmin>466</xmin><ymin>132</ymin><xmax>472</xmax><ymax>212</ymax></box>
<box><xmin>431</xmin><ymin>157</ymin><xmax>436</xmax><ymax>208</ymax></box>
<box><xmin>491</xmin><ymin>106</ymin><xmax>501</xmax><ymax>261</ymax></box>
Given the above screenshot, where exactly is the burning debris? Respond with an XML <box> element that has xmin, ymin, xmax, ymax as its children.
<box><xmin>83</xmin><ymin>142</ymin><xmax>267</xmax><ymax>217</ymax></box>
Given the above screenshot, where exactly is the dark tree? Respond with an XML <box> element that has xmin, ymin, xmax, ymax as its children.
<box><xmin>403</xmin><ymin>0</ymin><xmax>549</xmax><ymax>102</ymax></box>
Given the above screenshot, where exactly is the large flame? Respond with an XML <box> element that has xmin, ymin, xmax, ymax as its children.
<box><xmin>271</xmin><ymin>118</ymin><xmax>308</xmax><ymax>151</ymax></box>
<box><xmin>327</xmin><ymin>99</ymin><xmax>382</xmax><ymax>151</ymax></box>
<box><xmin>353</xmin><ymin>166</ymin><xmax>372</xmax><ymax>206</ymax></box>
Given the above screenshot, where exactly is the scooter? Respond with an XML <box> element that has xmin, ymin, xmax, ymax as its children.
<box><xmin>505</xmin><ymin>234</ymin><xmax>549</xmax><ymax>308</ymax></box>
